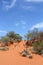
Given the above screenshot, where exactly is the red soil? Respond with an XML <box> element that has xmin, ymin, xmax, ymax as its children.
<box><xmin>0</xmin><ymin>41</ymin><xmax>43</xmax><ymax>65</ymax></box>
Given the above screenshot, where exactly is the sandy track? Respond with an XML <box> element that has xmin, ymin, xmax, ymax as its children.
<box><xmin>0</xmin><ymin>41</ymin><xmax>43</xmax><ymax>65</ymax></box>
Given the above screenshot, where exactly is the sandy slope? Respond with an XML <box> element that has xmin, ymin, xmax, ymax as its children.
<box><xmin>0</xmin><ymin>41</ymin><xmax>43</xmax><ymax>65</ymax></box>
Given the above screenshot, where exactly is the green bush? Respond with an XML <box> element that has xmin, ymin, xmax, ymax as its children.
<box><xmin>33</xmin><ymin>41</ymin><xmax>43</xmax><ymax>54</ymax></box>
<box><xmin>1</xmin><ymin>37</ymin><xmax>10</xmax><ymax>46</ymax></box>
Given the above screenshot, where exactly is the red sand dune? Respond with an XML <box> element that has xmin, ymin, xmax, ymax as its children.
<box><xmin>0</xmin><ymin>41</ymin><xmax>43</xmax><ymax>65</ymax></box>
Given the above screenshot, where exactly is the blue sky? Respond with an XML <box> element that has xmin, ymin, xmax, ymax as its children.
<box><xmin>0</xmin><ymin>0</ymin><xmax>43</xmax><ymax>37</ymax></box>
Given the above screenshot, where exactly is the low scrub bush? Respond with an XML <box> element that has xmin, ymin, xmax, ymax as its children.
<box><xmin>22</xmin><ymin>50</ymin><xmax>29</xmax><ymax>57</ymax></box>
<box><xmin>29</xmin><ymin>54</ymin><xmax>33</xmax><ymax>58</ymax></box>
<box><xmin>0</xmin><ymin>46</ymin><xmax>9</xmax><ymax>51</ymax></box>
<box><xmin>33</xmin><ymin>41</ymin><xmax>43</xmax><ymax>55</ymax></box>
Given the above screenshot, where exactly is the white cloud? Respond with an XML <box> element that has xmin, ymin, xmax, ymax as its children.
<box><xmin>2</xmin><ymin>0</ymin><xmax>16</xmax><ymax>10</ymax></box>
<box><xmin>30</xmin><ymin>22</ymin><xmax>43</xmax><ymax>30</ymax></box>
<box><xmin>25</xmin><ymin>0</ymin><xmax>43</xmax><ymax>2</ymax></box>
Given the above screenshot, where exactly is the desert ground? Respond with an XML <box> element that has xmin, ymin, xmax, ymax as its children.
<box><xmin>0</xmin><ymin>41</ymin><xmax>43</xmax><ymax>65</ymax></box>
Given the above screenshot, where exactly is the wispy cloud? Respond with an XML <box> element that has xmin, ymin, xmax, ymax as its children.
<box><xmin>30</xmin><ymin>22</ymin><xmax>43</xmax><ymax>30</ymax></box>
<box><xmin>23</xmin><ymin>6</ymin><xmax>32</xmax><ymax>9</ymax></box>
<box><xmin>2</xmin><ymin>0</ymin><xmax>16</xmax><ymax>10</ymax></box>
<box><xmin>25</xmin><ymin>0</ymin><xmax>43</xmax><ymax>2</ymax></box>
<box><xmin>21</xmin><ymin>20</ymin><xmax>26</xmax><ymax>25</ymax></box>
<box><xmin>0</xmin><ymin>30</ymin><xmax>7</xmax><ymax>33</ymax></box>
<box><xmin>20</xmin><ymin>20</ymin><xmax>27</xmax><ymax>29</ymax></box>
<box><xmin>22</xmin><ymin>5</ymin><xmax>35</xmax><ymax>11</ymax></box>
<box><xmin>14</xmin><ymin>20</ymin><xmax>27</xmax><ymax>29</ymax></box>
<box><xmin>15</xmin><ymin>23</ymin><xmax>20</xmax><ymax>27</ymax></box>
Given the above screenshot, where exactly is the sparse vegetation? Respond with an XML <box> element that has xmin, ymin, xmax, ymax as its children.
<box><xmin>29</xmin><ymin>54</ymin><xmax>33</xmax><ymax>58</ymax></box>
<box><xmin>1</xmin><ymin>37</ymin><xmax>10</xmax><ymax>46</ymax></box>
<box><xmin>33</xmin><ymin>41</ymin><xmax>43</xmax><ymax>55</ymax></box>
<box><xmin>0</xmin><ymin>46</ymin><xmax>9</xmax><ymax>51</ymax></box>
<box><xmin>0</xmin><ymin>28</ymin><xmax>43</xmax><ymax>58</ymax></box>
<box><xmin>6</xmin><ymin>31</ymin><xmax>22</xmax><ymax>43</ymax></box>
<box><xmin>1</xmin><ymin>31</ymin><xmax>22</xmax><ymax>46</ymax></box>
<box><xmin>22</xmin><ymin>50</ymin><xmax>28</xmax><ymax>57</ymax></box>
<box><xmin>24</xmin><ymin>28</ymin><xmax>43</xmax><ymax>56</ymax></box>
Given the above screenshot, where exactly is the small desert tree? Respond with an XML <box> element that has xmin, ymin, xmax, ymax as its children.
<box><xmin>6</xmin><ymin>31</ymin><xmax>22</xmax><ymax>43</ymax></box>
<box><xmin>14</xmin><ymin>34</ymin><xmax>22</xmax><ymax>42</ymax></box>
<box><xmin>25</xmin><ymin>28</ymin><xmax>38</xmax><ymax>40</ymax></box>
<box><xmin>1</xmin><ymin>31</ymin><xmax>22</xmax><ymax>45</ymax></box>
<box><xmin>37</xmin><ymin>31</ymin><xmax>43</xmax><ymax>41</ymax></box>
<box><xmin>6</xmin><ymin>31</ymin><xmax>15</xmax><ymax>38</ymax></box>
<box><xmin>6</xmin><ymin>31</ymin><xmax>16</xmax><ymax>44</ymax></box>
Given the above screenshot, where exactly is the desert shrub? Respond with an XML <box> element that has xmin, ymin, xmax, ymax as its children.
<box><xmin>1</xmin><ymin>31</ymin><xmax>22</xmax><ymax>46</ymax></box>
<box><xmin>29</xmin><ymin>54</ymin><xmax>33</xmax><ymax>58</ymax></box>
<box><xmin>6</xmin><ymin>32</ymin><xmax>22</xmax><ymax>42</ymax></box>
<box><xmin>1</xmin><ymin>36</ymin><xmax>14</xmax><ymax>46</ymax></box>
<box><xmin>33</xmin><ymin>41</ymin><xmax>43</xmax><ymax>54</ymax></box>
<box><xmin>9</xmin><ymin>38</ymin><xmax>14</xmax><ymax>44</ymax></box>
<box><xmin>22</xmin><ymin>50</ymin><xmax>28</xmax><ymax>57</ymax></box>
<box><xmin>41</xmin><ymin>54</ymin><xmax>43</xmax><ymax>57</ymax></box>
<box><xmin>17</xmin><ymin>39</ymin><xmax>22</xmax><ymax>43</ymax></box>
<box><xmin>22</xmin><ymin>52</ymin><xmax>27</xmax><ymax>57</ymax></box>
<box><xmin>1</xmin><ymin>37</ymin><xmax>10</xmax><ymax>46</ymax></box>
<box><xmin>0</xmin><ymin>46</ymin><xmax>9</xmax><ymax>51</ymax></box>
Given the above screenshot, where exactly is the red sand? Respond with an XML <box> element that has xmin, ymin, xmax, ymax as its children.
<box><xmin>0</xmin><ymin>41</ymin><xmax>43</xmax><ymax>65</ymax></box>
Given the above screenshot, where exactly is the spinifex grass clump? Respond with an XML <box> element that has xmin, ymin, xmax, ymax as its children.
<box><xmin>33</xmin><ymin>41</ymin><xmax>43</xmax><ymax>55</ymax></box>
<box><xmin>29</xmin><ymin>54</ymin><xmax>33</xmax><ymax>58</ymax></box>
<box><xmin>22</xmin><ymin>50</ymin><xmax>29</xmax><ymax>57</ymax></box>
<box><xmin>0</xmin><ymin>46</ymin><xmax>9</xmax><ymax>51</ymax></box>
